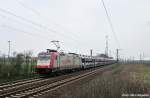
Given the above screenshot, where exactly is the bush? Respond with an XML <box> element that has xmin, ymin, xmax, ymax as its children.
<box><xmin>0</xmin><ymin>52</ymin><xmax>36</xmax><ymax>82</ymax></box>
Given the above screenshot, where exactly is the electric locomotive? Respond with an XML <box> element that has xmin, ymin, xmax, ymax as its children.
<box><xmin>35</xmin><ymin>49</ymin><xmax>82</xmax><ymax>74</ymax></box>
<box><xmin>34</xmin><ymin>49</ymin><xmax>116</xmax><ymax>74</ymax></box>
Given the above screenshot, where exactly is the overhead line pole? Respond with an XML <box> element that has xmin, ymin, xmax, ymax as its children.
<box><xmin>116</xmin><ymin>49</ymin><xmax>122</xmax><ymax>62</ymax></box>
<box><xmin>8</xmin><ymin>40</ymin><xmax>11</xmax><ymax>59</ymax></box>
<box><xmin>105</xmin><ymin>35</ymin><xmax>108</xmax><ymax>57</ymax></box>
<box><xmin>116</xmin><ymin>49</ymin><xmax>119</xmax><ymax>62</ymax></box>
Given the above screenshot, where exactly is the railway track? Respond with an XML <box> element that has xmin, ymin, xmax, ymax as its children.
<box><xmin>0</xmin><ymin>77</ymin><xmax>42</xmax><ymax>89</ymax></box>
<box><xmin>0</xmin><ymin>77</ymin><xmax>33</xmax><ymax>86</ymax></box>
<box><xmin>0</xmin><ymin>76</ymin><xmax>48</xmax><ymax>90</ymax></box>
<box><xmin>0</xmin><ymin>65</ymin><xmax>114</xmax><ymax>98</ymax></box>
<box><xmin>28</xmin><ymin>66</ymin><xmax>109</xmax><ymax>98</ymax></box>
<box><xmin>0</xmin><ymin>77</ymin><xmax>54</xmax><ymax>97</ymax></box>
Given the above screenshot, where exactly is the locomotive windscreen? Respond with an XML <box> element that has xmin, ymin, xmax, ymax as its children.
<box><xmin>37</xmin><ymin>54</ymin><xmax>51</xmax><ymax>66</ymax></box>
<box><xmin>38</xmin><ymin>55</ymin><xmax>51</xmax><ymax>61</ymax></box>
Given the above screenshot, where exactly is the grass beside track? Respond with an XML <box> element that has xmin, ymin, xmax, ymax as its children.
<box><xmin>56</xmin><ymin>64</ymin><xmax>150</xmax><ymax>98</ymax></box>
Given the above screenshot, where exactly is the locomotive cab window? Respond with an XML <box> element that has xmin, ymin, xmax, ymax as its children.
<box><xmin>38</xmin><ymin>54</ymin><xmax>51</xmax><ymax>61</ymax></box>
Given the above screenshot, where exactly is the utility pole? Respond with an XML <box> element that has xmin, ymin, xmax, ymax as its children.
<box><xmin>105</xmin><ymin>36</ymin><xmax>108</xmax><ymax>57</ymax></box>
<box><xmin>51</xmin><ymin>40</ymin><xmax>60</xmax><ymax>51</ymax></box>
<box><xmin>116</xmin><ymin>49</ymin><xmax>119</xmax><ymax>62</ymax></box>
<box><xmin>140</xmin><ymin>53</ymin><xmax>142</xmax><ymax>63</ymax></box>
<box><xmin>116</xmin><ymin>48</ymin><xmax>122</xmax><ymax>62</ymax></box>
<box><xmin>139</xmin><ymin>53</ymin><xmax>144</xmax><ymax>64</ymax></box>
<box><xmin>90</xmin><ymin>49</ymin><xmax>93</xmax><ymax>57</ymax></box>
<box><xmin>8</xmin><ymin>41</ymin><xmax>11</xmax><ymax>59</ymax></box>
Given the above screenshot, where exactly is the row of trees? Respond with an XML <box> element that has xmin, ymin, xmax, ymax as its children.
<box><xmin>0</xmin><ymin>51</ymin><xmax>37</xmax><ymax>80</ymax></box>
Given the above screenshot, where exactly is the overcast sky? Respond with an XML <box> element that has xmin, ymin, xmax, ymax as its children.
<box><xmin>0</xmin><ymin>0</ymin><xmax>150</xmax><ymax>60</ymax></box>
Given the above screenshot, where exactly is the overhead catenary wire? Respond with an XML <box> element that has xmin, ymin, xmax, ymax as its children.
<box><xmin>0</xmin><ymin>8</ymin><xmax>80</xmax><ymax>45</ymax></box>
<box><xmin>0</xmin><ymin>8</ymin><xmax>83</xmax><ymax>52</ymax></box>
<box><xmin>0</xmin><ymin>13</ymin><xmax>80</xmax><ymax>47</ymax></box>
<box><xmin>0</xmin><ymin>13</ymin><xmax>70</xmax><ymax>42</ymax></box>
<box><xmin>0</xmin><ymin>13</ymin><xmax>57</xmax><ymax>39</ymax></box>
<box><xmin>1</xmin><ymin>25</ymin><xmax>77</xmax><ymax>51</ymax></box>
<box><xmin>15</xmin><ymin>0</ymin><xmax>81</xmax><ymax>42</ymax></box>
<box><xmin>1</xmin><ymin>24</ymin><xmax>49</xmax><ymax>41</ymax></box>
<box><xmin>0</xmin><ymin>8</ymin><xmax>62</xmax><ymax>37</ymax></box>
<box><xmin>100</xmin><ymin>0</ymin><xmax>120</xmax><ymax>48</ymax></box>
<box><xmin>15</xmin><ymin>0</ymin><xmax>40</xmax><ymax>17</ymax></box>
<box><xmin>1</xmin><ymin>24</ymin><xmax>79</xmax><ymax>51</ymax></box>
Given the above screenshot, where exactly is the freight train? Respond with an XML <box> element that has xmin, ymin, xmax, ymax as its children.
<box><xmin>34</xmin><ymin>49</ymin><xmax>116</xmax><ymax>74</ymax></box>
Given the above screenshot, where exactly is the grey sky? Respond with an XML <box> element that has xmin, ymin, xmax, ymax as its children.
<box><xmin>0</xmin><ymin>0</ymin><xmax>150</xmax><ymax>60</ymax></box>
